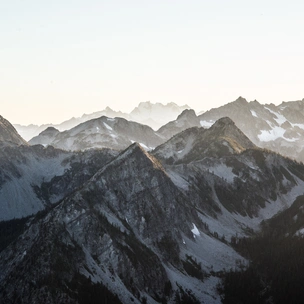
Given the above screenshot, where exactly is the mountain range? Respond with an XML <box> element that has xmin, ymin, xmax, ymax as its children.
<box><xmin>1</xmin><ymin>97</ymin><xmax>304</xmax><ymax>303</ymax></box>
<box><xmin>2</xmin><ymin>105</ymin><xmax>304</xmax><ymax>303</ymax></box>
<box><xmin>14</xmin><ymin>101</ymin><xmax>190</xmax><ymax>141</ymax></box>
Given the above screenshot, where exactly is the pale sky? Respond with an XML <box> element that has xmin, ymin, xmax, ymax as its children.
<box><xmin>1</xmin><ymin>0</ymin><xmax>304</xmax><ymax>125</ymax></box>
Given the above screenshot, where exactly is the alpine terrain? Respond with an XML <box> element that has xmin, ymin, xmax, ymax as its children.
<box><xmin>1</xmin><ymin>110</ymin><xmax>304</xmax><ymax>303</ymax></box>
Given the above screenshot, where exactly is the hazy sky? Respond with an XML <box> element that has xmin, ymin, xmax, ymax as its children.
<box><xmin>1</xmin><ymin>0</ymin><xmax>304</xmax><ymax>125</ymax></box>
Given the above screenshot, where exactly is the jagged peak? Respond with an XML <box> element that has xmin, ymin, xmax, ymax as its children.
<box><xmin>210</xmin><ymin>116</ymin><xmax>236</xmax><ymax>128</ymax></box>
<box><xmin>92</xmin><ymin>142</ymin><xmax>165</xmax><ymax>182</ymax></box>
<box><xmin>176</xmin><ymin>109</ymin><xmax>197</xmax><ymax>120</ymax></box>
<box><xmin>250</xmin><ymin>99</ymin><xmax>260</xmax><ymax>105</ymax></box>
<box><xmin>120</xmin><ymin>142</ymin><xmax>164</xmax><ymax>170</ymax></box>
<box><xmin>234</xmin><ymin>96</ymin><xmax>248</xmax><ymax>104</ymax></box>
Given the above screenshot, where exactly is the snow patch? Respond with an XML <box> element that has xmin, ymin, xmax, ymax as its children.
<box><xmin>265</xmin><ymin>106</ymin><xmax>287</xmax><ymax>125</ymax></box>
<box><xmin>250</xmin><ymin>110</ymin><xmax>258</xmax><ymax>117</ymax></box>
<box><xmin>103</xmin><ymin>122</ymin><xmax>113</xmax><ymax>131</ymax></box>
<box><xmin>191</xmin><ymin>223</ymin><xmax>200</xmax><ymax>236</ymax></box>
<box><xmin>200</xmin><ymin>120</ymin><xmax>214</xmax><ymax>128</ymax></box>
<box><xmin>258</xmin><ymin>126</ymin><xmax>298</xmax><ymax>142</ymax></box>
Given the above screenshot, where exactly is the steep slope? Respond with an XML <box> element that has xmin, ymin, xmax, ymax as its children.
<box><xmin>0</xmin><ymin>115</ymin><xmax>28</xmax><ymax>146</ymax></box>
<box><xmin>0</xmin><ymin>144</ymin><xmax>117</xmax><ymax>221</ymax></box>
<box><xmin>0</xmin><ymin>143</ymin><xmax>243</xmax><ymax>304</ymax></box>
<box><xmin>30</xmin><ymin>116</ymin><xmax>165</xmax><ymax>151</ymax></box>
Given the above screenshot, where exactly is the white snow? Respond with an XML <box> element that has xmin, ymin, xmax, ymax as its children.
<box><xmin>265</xmin><ymin>106</ymin><xmax>287</xmax><ymax>125</ymax></box>
<box><xmin>258</xmin><ymin>126</ymin><xmax>298</xmax><ymax>142</ymax></box>
<box><xmin>200</xmin><ymin>120</ymin><xmax>214</xmax><ymax>128</ymax></box>
<box><xmin>250</xmin><ymin>110</ymin><xmax>258</xmax><ymax>117</ymax></box>
<box><xmin>191</xmin><ymin>223</ymin><xmax>200</xmax><ymax>236</ymax></box>
<box><xmin>103</xmin><ymin>122</ymin><xmax>113</xmax><ymax>131</ymax></box>
<box><xmin>292</xmin><ymin>123</ymin><xmax>304</xmax><ymax>130</ymax></box>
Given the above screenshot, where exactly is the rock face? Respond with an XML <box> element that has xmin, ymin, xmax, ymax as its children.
<box><xmin>0</xmin><ymin>115</ymin><xmax>28</xmax><ymax>146</ymax></box>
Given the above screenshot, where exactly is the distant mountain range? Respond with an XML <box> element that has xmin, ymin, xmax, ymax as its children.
<box><xmin>24</xmin><ymin>97</ymin><xmax>304</xmax><ymax>163</ymax></box>
<box><xmin>14</xmin><ymin>101</ymin><xmax>190</xmax><ymax>141</ymax></box>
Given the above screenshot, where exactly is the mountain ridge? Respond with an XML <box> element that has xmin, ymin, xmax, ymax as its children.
<box><xmin>14</xmin><ymin>101</ymin><xmax>190</xmax><ymax>141</ymax></box>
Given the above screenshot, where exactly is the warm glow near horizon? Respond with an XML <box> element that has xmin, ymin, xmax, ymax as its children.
<box><xmin>1</xmin><ymin>0</ymin><xmax>304</xmax><ymax>125</ymax></box>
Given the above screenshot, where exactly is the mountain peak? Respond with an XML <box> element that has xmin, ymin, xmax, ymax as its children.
<box><xmin>121</xmin><ymin>142</ymin><xmax>164</xmax><ymax>170</ymax></box>
<box><xmin>177</xmin><ymin>109</ymin><xmax>197</xmax><ymax>120</ymax></box>
<box><xmin>39</xmin><ymin>126</ymin><xmax>59</xmax><ymax>135</ymax></box>
<box><xmin>208</xmin><ymin>117</ymin><xmax>256</xmax><ymax>152</ymax></box>
<box><xmin>211</xmin><ymin>116</ymin><xmax>235</xmax><ymax>128</ymax></box>
<box><xmin>92</xmin><ymin>142</ymin><xmax>165</xmax><ymax>185</ymax></box>
<box><xmin>235</xmin><ymin>96</ymin><xmax>248</xmax><ymax>104</ymax></box>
